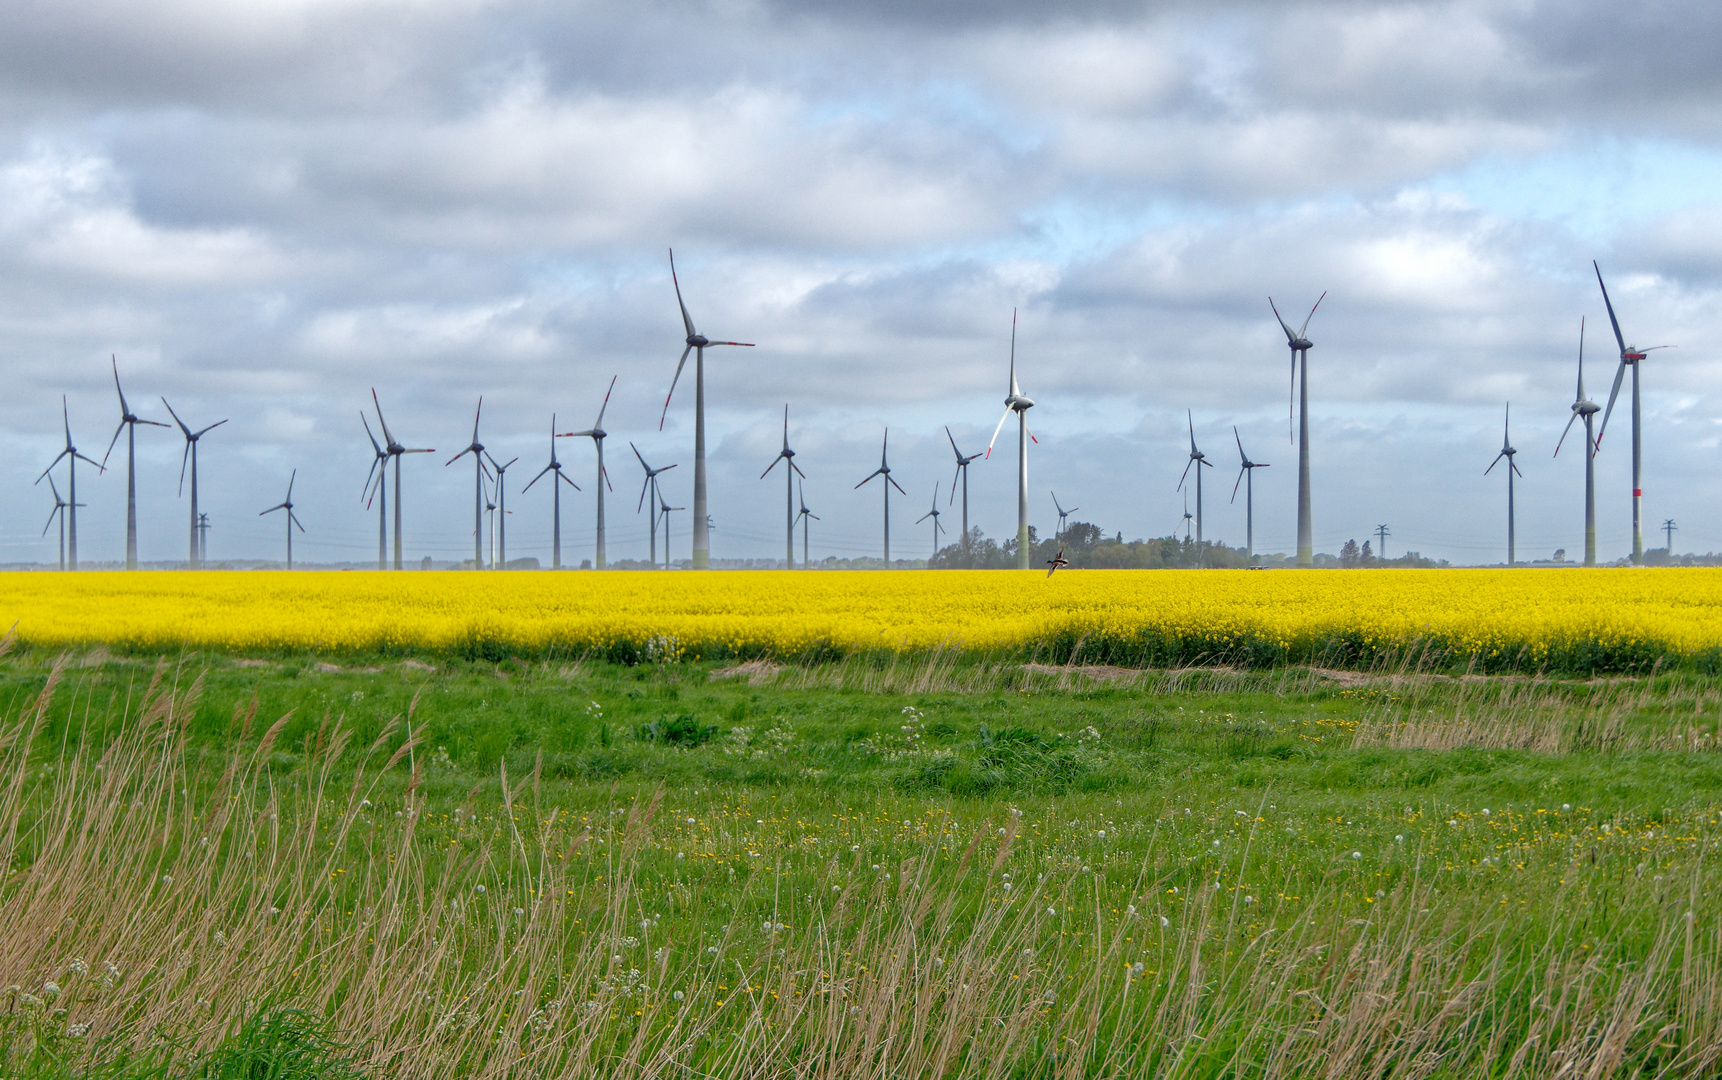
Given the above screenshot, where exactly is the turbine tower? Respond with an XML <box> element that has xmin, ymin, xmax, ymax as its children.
<box><xmin>101</xmin><ymin>358</ymin><xmax>168</xmax><ymax>570</ymax></box>
<box><xmin>856</xmin><ymin>428</ymin><xmax>907</xmax><ymax>565</ymax></box>
<box><xmin>658</xmin><ymin>491</ymin><xmax>685</xmax><ymax>567</ymax></box>
<box><xmin>162</xmin><ymin>398</ymin><xmax>228</xmax><ymax>569</ymax></box>
<box><xmin>1230</xmin><ymin>427</ymin><xmax>1268</xmax><ymax>560</ymax></box>
<box><xmin>361</xmin><ymin>414</ymin><xmax>389</xmax><ymax>570</ymax></box>
<box><xmin>196</xmin><ymin>513</ymin><xmax>211</xmax><ymax>564</ymax></box>
<box><xmin>795</xmin><ymin>479</ymin><xmax>818</xmax><ymax>568</ymax></box>
<box><xmin>985</xmin><ymin>310</ymin><xmax>1037</xmax><ymax>569</ymax></box>
<box><xmin>945</xmin><ymin>427</ymin><xmax>981</xmax><ymax>561</ymax></box>
<box><xmin>1484</xmin><ymin>404</ymin><xmax>1522</xmax><ymax>565</ymax></box>
<box><xmin>371</xmin><ymin>390</ymin><xmax>434</xmax><ymax>570</ymax></box>
<box><xmin>1051</xmin><ymin>491</ymin><xmax>1077</xmax><ymax>541</ymax></box>
<box><xmin>489</xmin><ymin>455</ymin><xmax>518</xmax><ymax>568</ymax></box>
<box><xmin>1555</xmin><ymin>319</ymin><xmax>1601</xmax><ymax>567</ymax></box>
<box><xmin>1271</xmin><ymin>292</ymin><xmax>1326</xmax><ymax>567</ymax></box>
<box><xmin>917</xmin><ymin>484</ymin><xmax>944</xmax><ymax>560</ymax></box>
<box><xmin>660</xmin><ymin>249</ymin><xmax>754</xmax><ymax>570</ymax></box>
<box><xmin>37</xmin><ymin>398</ymin><xmax>103</xmax><ymax>571</ymax></box>
<box><xmin>522</xmin><ymin>415</ymin><xmax>579</xmax><ymax>569</ymax></box>
<box><xmin>630</xmin><ymin>443</ymin><xmax>676</xmax><ymax>569</ymax></box>
<box><xmin>42</xmin><ymin>475</ymin><xmax>79</xmax><ymax>572</ymax></box>
<box><xmin>260</xmin><ymin>470</ymin><xmax>305</xmax><ymax>570</ymax></box>
<box><xmin>760</xmin><ymin>405</ymin><xmax>805</xmax><ymax>568</ymax></box>
<box><xmin>445</xmin><ymin>398</ymin><xmax>492</xmax><ymax>569</ymax></box>
<box><xmin>1593</xmin><ymin>262</ymin><xmax>1673</xmax><ymax>565</ymax></box>
<box><xmin>1177</xmin><ymin>410</ymin><xmax>1214</xmax><ymax>543</ymax></box>
<box><xmin>567</xmin><ymin>376</ymin><xmax>616</xmax><ymax>570</ymax></box>
<box><xmin>1180</xmin><ymin>493</ymin><xmax>1194</xmax><ymax>542</ymax></box>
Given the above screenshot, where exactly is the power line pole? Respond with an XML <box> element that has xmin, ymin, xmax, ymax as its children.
<box><xmin>1663</xmin><ymin>519</ymin><xmax>1677</xmax><ymax>553</ymax></box>
<box><xmin>1374</xmin><ymin>523</ymin><xmax>1391</xmax><ymax>560</ymax></box>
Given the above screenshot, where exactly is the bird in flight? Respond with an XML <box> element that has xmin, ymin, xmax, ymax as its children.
<box><xmin>1045</xmin><ymin>546</ymin><xmax>1068</xmax><ymax>577</ymax></box>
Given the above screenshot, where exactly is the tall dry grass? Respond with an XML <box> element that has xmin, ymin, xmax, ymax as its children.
<box><xmin>0</xmin><ymin>651</ymin><xmax>1718</xmax><ymax>1077</ymax></box>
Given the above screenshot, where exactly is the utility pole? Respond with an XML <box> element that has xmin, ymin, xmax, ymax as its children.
<box><xmin>1374</xmin><ymin>524</ymin><xmax>1390</xmax><ymax>561</ymax></box>
<box><xmin>1663</xmin><ymin>519</ymin><xmax>1677</xmax><ymax>554</ymax></box>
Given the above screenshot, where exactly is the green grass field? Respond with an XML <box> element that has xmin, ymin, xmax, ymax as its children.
<box><xmin>1</xmin><ymin>647</ymin><xmax>1719</xmax><ymax>1078</ymax></box>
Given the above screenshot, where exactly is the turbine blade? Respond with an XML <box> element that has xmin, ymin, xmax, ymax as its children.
<box><xmin>524</xmin><ymin>464</ymin><xmax>554</xmax><ymax>492</ymax></box>
<box><xmin>985</xmin><ymin>408</ymin><xmax>1011</xmax><ymax>458</ymax></box>
<box><xmin>178</xmin><ymin>442</ymin><xmax>190</xmax><ymax>495</ymax></box>
<box><xmin>917</xmin><ymin>510</ymin><xmax>933</xmax><ymax>524</ymax></box>
<box><xmin>889</xmin><ymin>476</ymin><xmax>907</xmax><ymax>495</ymax></box>
<box><xmin>1596</xmin><ymin>359</ymin><xmax>1627</xmax><ymax>448</ymax></box>
<box><xmin>194</xmin><ymin>419</ymin><xmax>228</xmax><ymax>438</ymax></box>
<box><xmin>1269</xmin><ymin>297</ymin><xmax>1296</xmax><ymax>343</ymax></box>
<box><xmin>602</xmin><ymin>463</ymin><xmax>613</xmax><ymax>492</ymax></box>
<box><xmin>709</xmin><ymin>341</ymin><xmax>754</xmax><ymax>347</ymax></box>
<box><xmin>669</xmin><ymin>248</ymin><xmax>696</xmax><ymax>338</ymax></box>
<box><xmin>446</xmin><ymin>447</ymin><xmax>472</xmax><ymax>467</ymax></box>
<box><xmin>111</xmin><ymin>356</ymin><xmax>129</xmax><ymax>416</ymax></box>
<box><xmin>595</xmin><ymin>374</ymin><xmax>616</xmax><ymax>428</ymax></box>
<box><xmin>1231</xmin><ymin>467</ymin><xmax>1245</xmax><ymax>502</ymax></box>
<box><xmin>946</xmin><ymin>425</ymin><xmax>964</xmax><ymax>461</ymax></box>
<box><xmin>855</xmin><ymin>469</ymin><xmax>883</xmax><ymax>490</ymax></box>
<box><xmin>286</xmin><ymin>469</ymin><xmax>296</xmax><ymax>501</ymax></box>
<box><xmin>791</xmin><ymin>461</ymin><xmax>805</xmax><ymax>479</ymax></box>
<box><xmin>660</xmin><ymin>344</ymin><xmax>693</xmax><ymax>430</ymax></box>
<box><xmin>761</xmin><ymin>454</ymin><xmax>782</xmax><ymax>480</ymax></box>
<box><xmin>162</xmin><ymin>397</ymin><xmax>192</xmax><ymax>438</ymax></box>
<box><xmin>361</xmin><ymin>412</ymin><xmax>382</xmax><ymax>454</ymax></box>
<box><xmin>1554</xmin><ymin>412</ymin><xmax>1579</xmax><ymax>458</ymax></box>
<box><xmin>1297</xmin><ymin>291</ymin><xmax>1326</xmax><ymax>338</ymax></box>
<box><xmin>291</xmin><ymin>511</ymin><xmax>305</xmax><ymax>533</ymax></box>
<box><xmin>1594</xmin><ymin>261</ymin><xmax>1628</xmax><ymax>357</ymax></box>
<box><xmin>559</xmin><ymin>471</ymin><xmax>580</xmax><ymax>491</ymax></box>
<box><xmin>1234</xmin><ymin>425</ymin><xmax>1246</xmax><ymax>463</ymax></box>
<box><xmin>1008</xmin><ymin>308</ymin><xmax>1018</xmax><ymax>397</ymax></box>
<box><xmin>371</xmin><ymin>389</ymin><xmax>395</xmax><ymax>446</ymax></box>
<box><xmin>1511</xmin><ymin>460</ymin><xmax>1523</xmax><ymax>478</ymax></box>
<box><xmin>472</xmin><ymin>397</ymin><xmax>482</xmax><ymax>444</ymax></box>
<box><xmin>101</xmin><ymin>421</ymin><xmax>124</xmax><ymax>469</ymax></box>
<box><xmin>1177</xmin><ymin>458</ymin><xmax>1193</xmax><ymax>490</ymax></box>
<box><xmin>1187</xmin><ymin>409</ymin><xmax>1195</xmax><ymax>451</ymax></box>
<box><xmin>1485</xmin><ymin>452</ymin><xmax>1504</xmax><ymax>476</ymax></box>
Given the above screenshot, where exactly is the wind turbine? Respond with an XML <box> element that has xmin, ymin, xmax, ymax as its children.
<box><xmin>1051</xmin><ymin>491</ymin><xmax>1078</xmax><ymax>541</ymax></box>
<box><xmin>1484</xmin><ymin>404</ymin><xmax>1522</xmax><ymax>565</ymax></box>
<box><xmin>196</xmin><ymin>513</ymin><xmax>211</xmax><ymax>563</ymax></box>
<box><xmin>917</xmin><ymin>484</ymin><xmax>944</xmax><ymax>560</ymax></box>
<box><xmin>985</xmin><ymin>310</ymin><xmax>1037</xmax><ymax>569</ymax></box>
<box><xmin>795</xmin><ymin>479</ymin><xmax>818</xmax><ymax>568</ymax></box>
<box><xmin>100</xmin><ymin>358</ymin><xmax>169</xmax><ymax>570</ymax></box>
<box><xmin>361</xmin><ymin>414</ymin><xmax>389</xmax><ymax>571</ymax></box>
<box><xmin>162</xmin><ymin>398</ymin><xmax>228</xmax><ymax>569</ymax></box>
<box><xmin>660</xmin><ymin>249</ymin><xmax>754</xmax><ymax>571</ymax></box>
<box><xmin>631</xmin><ymin>443</ymin><xmax>676</xmax><ymax>569</ymax></box>
<box><xmin>445</xmin><ymin>398</ymin><xmax>492</xmax><ymax>570</ymax></box>
<box><xmin>658</xmin><ymin>490</ymin><xmax>685</xmax><ymax>568</ymax></box>
<box><xmin>1593</xmin><ymin>262</ymin><xmax>1673</xmax><ymax>565</ymax></box>
<box><xmin>1230</xmin><ymin>427</ymin><xmax>1269</xmax><ymax>560</ymax></box>
<box><xmin>488</xmin><ymin>455</ymin><xmax>518</xmax><ymax>568</ymax></box>
<box><xmin>522</xmin><ymin>414</ymin><xmax>580</xmax><ymax>569</ymax></box>
<box><xmin>1180</xmin><ymin>493</ymin><xmax>1194</xmax><ymax>543</ymax></box>
<box><xmin>259</xmin><ymin>470</ymin><xmax>305</xmax><ymax>570</ymax></box>
<box><xmin>37</xmin><ymin>398</ymin><xmax>102</xmax><ymax>571</ymax></box>
<box><xmin>1555</xmin><ymin>319</ymin><xmax>1601</xmax><ymax>567</ymax></box>
<box><xmin>1270</xmin><ymin>292</ymin><xmax>1326</xmax><ymax>567</ymax></box>
<box><xmin>1177</xmin><ymin>410</ymin><xmax>1214</xmax><ymax>544</ymax></box>
<box><xmin>484</xmin><ymin>478</ymin><xmax>498</xmax><ymax>570</ymax></box>
<box><xmin>761</xmin><ymin>405</ymin><xmax>806</xmax><ymax>569</ymax></box>
<box><xmin>567</xmin><ymin>376</ymin><xmax>616</xmax><ymax>570</ymax></box>
<box><xmin>42</xmin><ymin>475</ymin><xmax>79</xmax><ymax>572</ymax></box>
<box><xmin>945</xmin><ymin>427</ymin><xmax>981</xmax><ymax>561</ymax></box>
<box><xmin>856</xmin><ymin>428</ymin><xmax>907</xmax><ymax>564</ymax></box>
<box><xmin>370</xmin><ymin>390</ymin><xmax>434</xmax><ymax>570</ymax></box>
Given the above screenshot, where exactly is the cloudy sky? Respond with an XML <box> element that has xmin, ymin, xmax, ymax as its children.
<box><xmin>7</xmin><ymin>0</ymin><xmax>1721</xmax><ymax>567</ymax></box>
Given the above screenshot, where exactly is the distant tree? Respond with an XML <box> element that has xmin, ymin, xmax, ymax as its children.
<box><xmin>1339</xmin><ymin>539</ymin><xmax>1360</xmax><ymax>568</ymax></box>
<box><xmin>1553</xmin><ymin>548</ymin><xmax>1566</xmax><ymax>563</ymax></box>
<box><xmin>1360</xmin><ymin>540</ymin><xmax>1373</xmax><ymax>566</ymax></box>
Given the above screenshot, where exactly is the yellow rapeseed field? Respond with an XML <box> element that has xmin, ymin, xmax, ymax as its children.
<box><xmin>3</xmin><ymin>568</ymin><xmax>1721</xmax><ymax>669</ymax></box>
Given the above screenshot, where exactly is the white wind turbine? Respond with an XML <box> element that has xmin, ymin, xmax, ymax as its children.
<box><xmin>985</xmin><ymin>309</ymin><xmax>1037</xmax><ymax>569</ymax></box>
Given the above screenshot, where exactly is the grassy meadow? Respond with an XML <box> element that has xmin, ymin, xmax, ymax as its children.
<box><xmin>0</xmin><ymin>644</ymin><xmax>1719</xmax><ymax>1077</ymax></box>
